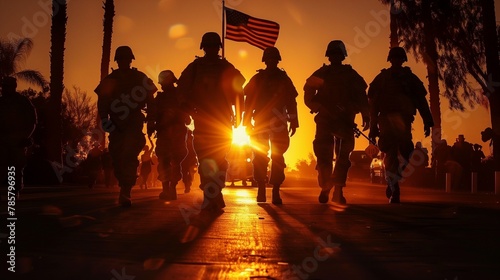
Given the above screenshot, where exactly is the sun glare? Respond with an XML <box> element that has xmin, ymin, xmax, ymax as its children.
<box><xmin>232</xmin><ymin>126</ymin><xmax>250</xmax><ymax>146</ymax></box>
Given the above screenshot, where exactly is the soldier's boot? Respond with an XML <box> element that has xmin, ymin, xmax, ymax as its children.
<box><xmin>331</xmin><ymin>185</ymin><xmax>347</xmax><ymax>205</ymax></box>
<box><xmin>385</xmin><ymin>185</ymin><xmax>392</xmax><ymax>199</ymax></box>
<box><xmin>201</xmin><ymin>190</ymin><xmax>225</xmax><ymax>216</ymax></box>
<box><xmin>318</xmin><ymin>185</ymin><xmax>333</xmax><ymax>204</ymax></box>
<box><xmin>159</xmin><ymin>181</ymin><xmax>170</xmax><ymax>200</ymax></box>
<box><xmin>257</xmin><ymin>183</ymin><xmax>266</xmax><ymax>203</ymax></box>
<box><xmin>389</xmin><ymin>183</ymin><xmax>400</xmax><ymax>204</ymax></box>
<box><xmin>214</xmin><ymin>191</ymin><xmax>226</xmax><ymax>210</ymax></box>
<box><xmin>272</xmin><ymin>185</ymin><xmax>282</xmax><ymax>205</ymax></box>
<box><xmin>118</xmin><ymin>185</ymin><xmax>132</xmax><ymax>207</ymax></box>
<box><xmin>168</xmin><ymin>181</ymin><xmax>178</xmax><ymax>201</ymax></box>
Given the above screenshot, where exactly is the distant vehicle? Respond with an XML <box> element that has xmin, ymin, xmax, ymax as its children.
<box><xmin>347</xmin><ymin>150</ymin><xmax>373</xmax><ymax>181</ymax></box>
<box><xmin>226</xmin><ymin>143</ymin><xmax>254</xmax><ymax>187</ymax></box>
<box><xmin>370</xmin><ymin>155</ymin><xmax>385</xmax><ymax>184</ymax></box>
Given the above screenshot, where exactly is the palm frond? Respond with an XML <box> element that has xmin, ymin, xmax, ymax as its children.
<box><xmin>15</xmin><ymin>70</ymin><xmax>48</xmax><ymax>90</ymax></box>
<box><xmin>13</xmin><ymin>38</ymin><xmax>34</xmax><ymax>69</ymax></box>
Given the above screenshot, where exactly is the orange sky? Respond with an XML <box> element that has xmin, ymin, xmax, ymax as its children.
<box><xmin>0</xmin><ymin>0</ymin><xmax>497</xmax><ymax>168</ymax></box>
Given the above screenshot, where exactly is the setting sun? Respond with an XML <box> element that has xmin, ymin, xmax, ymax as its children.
<box><xmin>232</xmin><ymin>125</ymin><xmax>251</xmax><ymax>146</ymax></box>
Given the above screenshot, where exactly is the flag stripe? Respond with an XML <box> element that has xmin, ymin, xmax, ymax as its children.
<box><xmin>224</xmin><ymin>7</ymin><xmax>280</xmax><ymax>50</ymax></box>
<box><xmin>226</xmin><ymin>26</ymin><xmax>276</xmax><ymax>47</ymax></box>
<box><xmin>226</xmin><ymin>30</ymin><xmax>273</xmax><ymax>49</ymax></box>
<box><xmin>226</xmin><ymin>25</ymin><xmax>277</xmax><ymax>43</ymax></box>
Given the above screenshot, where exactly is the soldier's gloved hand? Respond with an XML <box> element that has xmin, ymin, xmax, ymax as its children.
<box><xmin>101</xmin><ymin>118</ymin><xmax>115</xmax><ymax>133</ymax></box>
<box><xmin>424</xmin><ymin>124</ymin><xmax>431</xmax><ymax>137</ymax></box>
<box><xmin>368</xmin><ymin>125</ymin><xmax>379</xmax><ymax>142</ymax></box>
<box><xmin>289</xmin><ymin>118</ymin><xmax>299</xmax><ymax>137</ymax></box>
<box><xmin>147</xmin><ymin>121</ymin><xmax>156</xmax><ymax>137</ymax></box>
<box><xmin>361</xmin><ymin>115</ymin><xmax>370</xmax><ymax>131</ymax></box>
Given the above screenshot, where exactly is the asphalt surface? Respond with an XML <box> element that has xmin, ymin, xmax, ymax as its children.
<box><xmin>1</xmin><ymin>177</ymin><xmax>500</xmax><ymax>280</ymax></box>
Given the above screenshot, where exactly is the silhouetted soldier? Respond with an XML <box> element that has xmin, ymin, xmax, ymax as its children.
<box><xmin>177</xmin><ymin>32</ymin><xmax>245</xmax><ymax>214</ymax></box>
<box><xmin>244</xmin><ymin>47</ymin><xmax>299</xmax><ymax>204</ymax></box>
<box><xmin>181</xmin><ymin>129</ymin><xmax>198</xmax><ymax>193</ymax></box>
<box><xmin>94</xmin><ymin>46</ymin><xmax>157</xmax><ymax>207</ymax></box>
<box><xmin>0</xmin><ymin>76</ymin><xmax>37</xmax><ymax>199</ymax></box>
<box><xmin>150</xmin><ymin>70</ymin><xmax>189</xmax><ymax>200</ymax></box>
<box><xmin>368</xmin><ymin>47</ymin><xmax>434</xmax><ymax>203</ymax></box>
<box><xmin>304</xmin><ymin>40</ymin><xmax>369</xmax><ymax>205</ymax></box>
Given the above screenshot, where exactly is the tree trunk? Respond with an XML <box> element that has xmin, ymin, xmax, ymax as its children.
<box><xmin>389</xmin><ymin>0</ymin><xmax>399</xmax><ymax>48</ymax></box>
<box><xmin>481</xmin><ymin>0</ymin><xmax>500</xmax><ymax>172</ymax></box>
<box><xmin>97</xmin><ymin>0</ymin><xmax>115</xmax><ymax>147</ymax></box>
<box><xmin>100</xmin><ymin>0</ymin><xmax>114</xmax><ymax>81</ymax></box>
<box><xmin>422</xmin><ymin>0</ymin><xmax>441</xmax><ymax>155</ymax></box>
<box><xmin>46</xmin><ymin>0</ymin><xmax>67</xmax><ymax>181</ymax></box>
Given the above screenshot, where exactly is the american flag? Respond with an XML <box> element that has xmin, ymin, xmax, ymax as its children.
<box><xmin>225</xmin><ymin>7</ymin><xmax>280</xmax><ymax>50</ymax></box>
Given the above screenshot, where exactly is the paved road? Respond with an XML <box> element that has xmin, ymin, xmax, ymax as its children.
<box><xmin>1</xmin><ymin>178</ymin><xmax>500</xmax><ymax>280</ymax></box>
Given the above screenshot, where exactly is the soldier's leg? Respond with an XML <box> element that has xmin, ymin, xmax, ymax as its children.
<box><xmin>269</xmin><ymin>128</ymin><xmax>290</xmax><ymax>205</ymax></box>
<box><xmin>331</xmin><ymin>135</ymin><xmax>354</xmax><ymax>204</ymax></box>
<box><xmin>252</xmin><ymin>129</ymin><xmax>271</xmax><ymax>202</ymax></box>
<box><xmin>156</xmin><ymin>136</ymin><xmax>169</xmax><ymax>199</ymax></box>
<box><xmin>313</xmin><ymin>121</ymin><xmax>334</xmax><ymax>203</ymax></box>
<box><xmin>169</xmin><ymin>134</ymin><xmax>188</xmax><ymax>199</ymax></box>
<box><xmin>378</xmin><ymin>115</ymin><xmax>405</xmax><ymax>203</ymax></box>
<box><xmin>109</xmin><ymin>130</ymin><xmax>145</xmax><ymax>207</ymax></box>
<box><xmin>194</xmin><ymin>130</ymin><xmax>227</xmax><ymax>213</ymax></box>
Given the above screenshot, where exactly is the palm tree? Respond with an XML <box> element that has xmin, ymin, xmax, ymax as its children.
<box><xmin>0</xmin><ymin>37</ymin><xmax>47</xmax><ymax>89</ymax></box>
<box><xmin>100</xmin><ymin>0</ymin><xmax>115</xmax><ymax>81</ymax></box>
<box><xmin>479</xmin><ymin>0</ymin><xmax>500</xmax><ymax>173</ymax></box>
<box><xmin>97</xmin><ymin>0</ymin><xmax>115</xmax><ymax>147</ymax></box>
<box><xmin>46</xmin><ymin>0</ymin><xmax>67</xmax><ymax>176</ymax></box>
<box><xmin>379</xmin><ymin>0</ymin><xmax>487</xmax><ymax>153</ymax></box>
<box><xmin>379</xmin><ymin>0</ymin><xmax>443</xmax><ymax>152</ymax></box>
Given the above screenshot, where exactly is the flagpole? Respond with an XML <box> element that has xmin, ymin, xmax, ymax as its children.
<box><xmin>222</xmin><ymin>0</ymin><xmax>225</xmax><ymax>58</ymax></box>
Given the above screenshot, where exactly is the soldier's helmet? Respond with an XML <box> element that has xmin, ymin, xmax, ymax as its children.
<box><xmin>262</xmin><ymin>46</ymin><xmax>281</xmax><ymax>62</ymax></box>
<box><xmin>158</xmin><ymin>70</ymin><xmax>178</xmax><ymax>85</ymax></box>
<box><xmin>200</xmin><ymin>32</ymin><xmax>222</xmax><ymax>49</ymax></box>
<box><xmin>114</xmin><ymin>46</ymin><xmax>135</xmax><ymax>61</ymax></box>
<box><xmin>325</xmin><ymin>40</ymin><xmax>347</xmax><ymax>57</ymax></box>
<box><xmin>387</xmin><ymin>47</ymin><xmax>408</xmax><ymax>62</ymax></box>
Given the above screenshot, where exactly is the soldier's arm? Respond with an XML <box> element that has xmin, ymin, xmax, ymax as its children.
<box><xmin>351</xmin><ymin>70</ymin><xmax>370</xmax><ymax>122</ymax></box>
<box><xmin>285</xmin><ymin>75</ymin><xmax>299</xmax><ymax>131</ymax></box>
<box><xmin>303</xmin><ymin>75</ymin><xmax>323</xmax><ymax>113</ymax></box>
<box><xmin>242</xmin><ymin>77</ymin><xmax>256</xmax><ymax>127</ymax></box>
<box><xmin>412</xmin><ymin>75</ymin><xmax>434</xmax><ymax>135</ymax></box>
<box><xmin>229</xmin><ymin>66</ymin><xmax>246</xmax><ymax>126</ymax></box>
<box><xmin>143</xmin><ymin>76</ymin><xmax>158</xmax><ymax>121</ymax></box>
<box><xmin>367</xmin><ymin>77</ymin><xmax>382</xmax><ymax>139</ymax></box>
<box><xmin>176</xmin><ymin>62</ymin><xmax>196</xmax><ymax>112</ymax></box>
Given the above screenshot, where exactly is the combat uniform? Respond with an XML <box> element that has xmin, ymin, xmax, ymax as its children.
<box><xmin>304</xmin><ymin>40</ymin><xmax>369</xmax><ymax>204</ymax></box>
<box><xmin>0</xmin><ymin>77</ymin><xmax>37</xmax><ymax>198</ymax></box>
<box><xmin>152</xmin><ymin>80</ymin><xmax>189</xmax><ymax>200</ymax></box>
<box><xmin>244</xmin><ymin>49</ymin><xmax>299</xmax><ymax>204</ymax></box>
<box><xmin>368</xmin><ymin>47</ymin><xmax>434</xmax><ymax>203</ymax></box>
<box><xmin>177</xmin><ymin>33</ymin><xmax>245</xmax><ymax>212</ymax></box>
<box><xmin>94</xmin><ymin>46</ymin><xmax>157</xmax><ymax>206</ymax></box>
